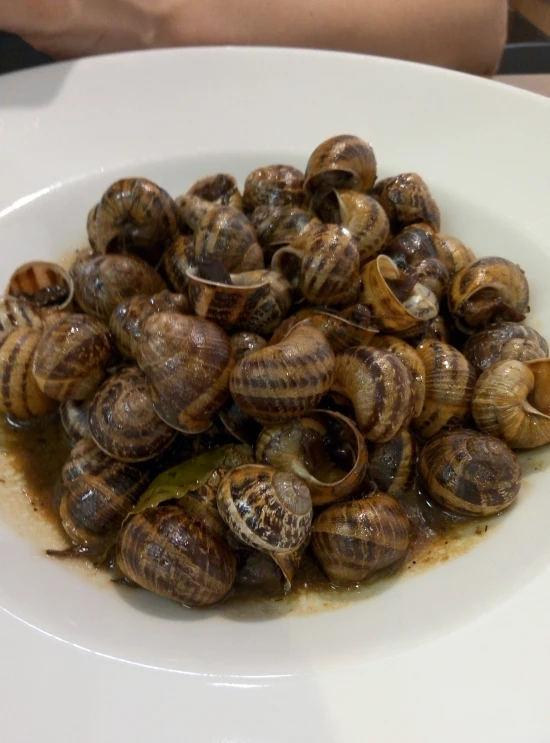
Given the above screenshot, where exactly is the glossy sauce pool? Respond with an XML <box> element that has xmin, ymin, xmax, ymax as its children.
<box><xmin>0</xmin><ymin>415</ymin><xmax>508</xmax><ymax>618</ymax></box>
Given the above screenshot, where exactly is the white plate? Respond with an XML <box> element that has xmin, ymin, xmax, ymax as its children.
<box><xmin>1</xmin><ymin>47</ymin><xmax>550</xmax><ymax>743</ymax></box>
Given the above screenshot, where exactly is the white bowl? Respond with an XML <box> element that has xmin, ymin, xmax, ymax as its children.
<box><xmin>0</xmin><ymin>48</ymin><xmax>549</xmax><ymax>742</ymax></box>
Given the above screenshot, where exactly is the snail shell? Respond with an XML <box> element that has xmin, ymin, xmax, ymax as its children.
<box><xmin>88</xmin><ymin>366</ymin><xmax>177</xmax><ymax>462</ymax></box>
<box><xmin>243</xmin><ymin>165</ymin><xmax>306</xmax><ymax>213</ymax></box>
<box><xmin>87</xmin><ymin>204</ymin><xmax>100</xmax><ymax>251</ymax></box>
<box><xmin>413</xmin><ymin>340</ymin><xmax>476</xmax><ymax>439</ymax></box>
<box><xmin>0</xmin><ymin>328</ymin><xmax>58</xmax><ymax>420</ymax></box>
<box><xmin>116</xmin><ymin>504</ymin><xmax>237</xmax><ymax>607</ymax></box>
<box><xmin>311</xmin><ymin>494</ymin><xmax>410</xmax><ymax>586</ymax></box>
<box><xmin>185</xmin><ymin>172</ymin><xmax>243</xmax><ymax>212</ymax></box>
<box><xmin>0</xmin><ymin>297</ymin><xmax>44</xmax><ymax>332</ymax></box>
<box><xmin>187</xmin><ymin>268</ymin><xmax>292</xmax><ymax>336</ymax></box>
<box><xmin>419</xmin><ymin>429</ymin><xmax>521</xmax><ymax>515</ymax></box>
<box><xmin>217</xmin><ymin>464</ymin><xmax>313</xmax><ymax>585</ymax></box>
<box><xmin>60</xmin><ymin>398</ymin><xmax>92</xmax><ymax>443</ymax></box>
<box><xmin>91</xmin><ymin>177</ymin><xmax>179</xmax><ymax>266</ymax></box>
<box><xmin>72</xmin><ymin>254</ymin><xmax>165</xmax><ymax>321</ymax></box>
<box><xmin>463</xmin><ymin>322</ymin><xmax>548</xmax><ymax>374</ymax></box>
<box><xmin>312</xmin><ymin>189</ymin><xmax>389</xmax><ymax>266</ymax></box>
<box><xmin>250</xmin><ymin>205</ymin><xmax>321</xmax><ymax>257</ymax></box>
<box><xmin>369</xmin><ymin>429</ymin><xmax>418</xmax><ymax>498</ymax></box>
<box><xmin>369</xmin><ymin>335</ymin><xmax>426</xmax><ymax>418</ymax></box>
<box><xmin>304</xmin><ymin>135</ymin><xmax>377</xmax><ymax>196</ymax></box>
<box><xmin>256</xmin><ymin>410</ymin><xmax>368</xmax><ymax>506</ymax></box>
<box><xmin>230</xmin><ymin>322</ymin><xmax>335</xmax><ymax>424</ymax></box>
<box><xmin>472</xmin><ymin>358</ymin><xmax>550</xmax><ymax>449</ymax></box>
<box><xmin>194</xmin><ymin>206</ymin><xmax>264</xmax><ymax>273</ymax></box>
<box><xmin>435</xmin><ymin>233</ymin><xmax>476</xmax><ymax>276</ymax></box>
<box><xmin>161</xmin><ymin>234</ymin><xmax>195</xmax><ymax>293</ymax></box>
<box><xmin>294</xmin><ymin>224</ymin><xmax>361</xmax><ymax>306</ymax></box>
<box><xmin>32</xmin><ymin>313</ymin><xmax>112</xmax><ymax>401</ymax></box>
<box><xmin>7</xmin><ymin>261</ymin><xmax>73</xmax><ymax>310</ymax></box>
<box><xmin>384</xmin><ymin>224</ymin><xmax>450</xmax><ymax>300</ymax></box>
<box><xmin>60</xmin><ymin>438</ymin><xmax>152</xmax><ymax>552</ymax></box>
<box><xmin>372</xmin><ymin>173</ymin><xmax>440</xmax><ymax>232</ymax></box>
<box><xmin>137</xmin><ymin>312</ymin><xmax>235</xmax><ymax>434</ymax></box>
<box><xmin>109</xmin><ymin>290</ymin><xmax>189</xmax><ymax>360</ymax></box>
<box><xmin>330</xmin><ymin>346</ymin><xmax>415</xmax><ymax>442</ymax></box>
<box><xmin>447</xmin><ymin>257</ymin><xmax>530</xmax><ymax>333</ymax></box>
<box><xmin>269</xmin><ymin>306</ymin><xmax>376</xmax><ymax>352</ymax></box>
<box><xmin>360</xmin><ymin>255</ymin><xmax>439</xmax><ymax>336</ymax></box>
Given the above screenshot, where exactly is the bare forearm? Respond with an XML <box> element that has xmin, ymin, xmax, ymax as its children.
<box><xmin>1</xmin><ymin>0</ymin><xmax>508</xmax><ymax>75</ymax></box>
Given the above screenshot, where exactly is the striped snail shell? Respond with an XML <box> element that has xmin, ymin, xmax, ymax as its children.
<box><xmin>419</xmin><ymin>429</ymin><xmax>521</xmax><ymax>516</ymax></box>
<box><xmin>330</xmin><ymin>346</ymin><xmax>415</xmax><ymax>442</ymax></box>
<box><xmin>0</xmin><ymin>297</ymin><xmax>44</xmax><ymax>332</ymax></box>
<box><xmin>88</xmin><ymin>366</ymin><xmax>177</xmax><ymax>462</ymax></box>
<box><xmin>60</xmin><ymin>398</ymin><xmax>92</xmax><ymax>443</ymax></box>
<box><xmin>360</xmin><ymin>255</ymin><xmax>439</xmax><ymax>336</ymax></box>
<box><xmin>447</xmin><ymin>257</ymin><xmax>529</xmax><ymax>333</ymax></box>
<box><xmin>161</xmin><ymin>234</ymin><xmax>194</xmax><ymax>293</ymax></box>
<box><xmin>311</xmin><ymin>494</ymin><xmax>411</xmax><ymax>586</ymax></box>
<box><xmin>0</xmin><ymin>327</ymin><xmax>58</xmax><ymax>420</ymax></box>
<box><xmin>369</xmin><ymin>334</ymin><xmax>426</xmax><ymax>418</ymax></box>
<box><xmin>256</xmin><ymin>410</ymin><xmax>368</xmax><ymax>507</ymax></box>
<box><xmin>372</xmin><ymin>172</ymin><xmax>440</xmax><ymax>232</ymax></box>
<box><xmin>137</xmin><ymin>312</ymin><xmax>235</xmax><ymax>434</ymax></box>
<box><xmin>229</xmin><ymin>321</ymin><xmax>335</xmax><ymax>425</ymax></box>
<box><xmin>243</xmin><ymin>165</ymin><xmax>306</xmax><ymax>213</ymax></box>
<box><xmin>116</xmin><ymin>504</ymin><xmax>237</xmax><ymax>607</ymax></box>
<box><xmin>109</xmin><ymin>290</ymin><xmax>190</xmax><ymax>360</ymax></box>
<box><xmin>413</xmin><ymin>340</ymin><xmax>477</xmax><ymax>439</ymax></box>
<box><xmin>311</xmin><ymin>189</ymin><xmax>389</xmax><ymax>266</ymax></box>
<box><xmin>304</xmin><ymin>134</ymin><xmax>377</xmax><ymax>196</ymax></box>
<box><xmin>71</xmin><ymin>254</ymin><xmax>165</xmax><ymax>321</ymax></box>
<box><xmin>91</xmin><ymin>177</ymin><xmax>179</xmax><ymax>266</ymax></box>
<box><xmin>230</xmin><ymin>331</ymin><xmax>267</xmax><ymax>362</ymax></box>
<box><xmin>187</xmin><ymin>268</ymin><xmax>292</xmax><ymax>336</ymax></box>
<box><xmin>216</xmin><ymin>464</ymin><xmax>313</xmax><ymax>586</ymax></box>
<box><xmin>270</xmin><ymin>305</ymin><xmax>376</xmax><ymax>352</ymax></box>
<box><xmin>463</xmin><ymin>322</ymin><xmax>548</xmax><ymax>374</ymax></box>
<box><xmin>434</xmin><ymin>233</ymin><xmax>476</xmax><ymax>276</ymax></box>
<box><xmin>294</xmin><ymin>223</ymin><xmax>361</xmax><ymax>306</ymax></box>
<box><xmin>194</xmin><ymin>205</ymin><xmax>264</xmax><ymax>273</ymax></box>
<box><xmin>368</xmin><ymin>429</ymin><xmax>418</xmax><ymax>498</ymax></box>
<box><xmin>250</xmin><ymin>205</ymin><xmax>321</xmax><ymax>258</ymax></box>
<box><xmin>185</xmin><ymin>172</ymin><xmax>243</xmax><ymax>212</ymax></box>
<box><xmin>472</xmin><ymin>358</ymin><xmax>550</xmax><ymax>449</ymax></box>
<box><xmin>60</xmin><ymin>438</ymin><xmax>152</xmax><ymax>554</ymax></box>
<box><xmin>6</xmin><ymin>260</ymin><xmax>74</xmax><ymax>310</ymax></box>
<box><xmin>32</xmin><ymin>313</ymin><xmax>112</xmax><ymax>401</ymax></box>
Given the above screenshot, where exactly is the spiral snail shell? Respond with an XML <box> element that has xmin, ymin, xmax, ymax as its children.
<box><xmin>194</xmin><ymin>205</ymin><xmax>264</xmax><ymax>273</ymax></box>
<box><xmin>137</xmin><ymin>312</ymin><xmax>235</xmax><ymax>434</ymax></box>
<box><xmin>229</xmin><ymin>322</ymin><xmax>335</xmax><ymax>424</ymax></box>
<box><xmin>256</xmin><ymin>410</ymin><xmax>368</xmax><ymax>506</ymax></box>
<box><xmin>0</xmin><ymin>297</ymin><xmax>44</xmax><ymax>332</ymax></box>
<box><xmin>369</xmin><ymin>335</ymin><xmax>426</xmax><ymax>418</ymax></box>
<box><xmin>311</xmin><ymin>494</ymin><xmax>411</xmax><ymax>585</ymax></box>
<box><xmin>463</xmin><ymin>322</ymin><xmax>548</xmax><ymax>374</ymax></box>
<box><xmin>419</xmin><ymin>429</ymin><xmax>521</xmax><ymax>515</ymax></box>
<box><xmin>243</xmin><ymin>165</ymin><xmax>306</xmax><ymax>213</ymax></box>
<box><xmin>369</xmin><ymin>429</ymin><xmax>418</xmax><ymax>498</ymax></box>
<box><xmin>32</xmin><ymin>313</ymin><xmax>112</xmax><ymax>401</ymax></box>
<box><xmin>216</xmin><ymin>464</ymin><xmax>313</xmax><ymax>585</ymax></box>
<box><xmin>161</xmin><ymin>234</ymin><xmax>195</xmax><ymax>293</ymax></box>
<box><xmin>116</xmin><ymin>504</ymin><xmax>237</xmax><ymax>607</ymax></box>
<box><xmin>185</xmin><ymin>172</ymin><xmax>243</xmax><ymax>212</ymax></box>
<box><xmin>304</xmin><ymin>134</ymin><xmax>377</xmax><ymax>196</ymax></box>
<box><xmin>7</xmin><ymin>261</ymin><xmax>74</xmax><ymax>310</ymax></box>
<box><xmin>472</xmin><ymin>358</ymin><xmax>550</xmax><ymax>449</ymax></box>
<box><xmin>88</xmin><ymin>366</ymin><xmax>177</xmax><ymax>462</ymax></box>
<box><xmin>372</xmin><ymin>172</ymin><xmax>441</xmax><ymax>232</ymax></box>
<box><xmin>60</xmin><ymin>398</ymin><xmax>92</xmax><ymax>443</ymax></box>
<box><xmin>250</xmin><ymin>205</ymin><xmax>321</xmax><ymax>257</ymax></box>
<box><xmin>330</xmin><ymin>346</ymin><xmax>415</xmax><ymax>442</ymax></box>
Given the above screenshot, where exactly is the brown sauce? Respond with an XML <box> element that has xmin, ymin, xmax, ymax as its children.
<box><xmin>0</xmin><ymin>416</ymin><xmax>501</xmax><ymax>617</ymax></box>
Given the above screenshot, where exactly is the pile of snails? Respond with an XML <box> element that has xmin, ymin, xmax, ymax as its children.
<box><xmin>1</xmin><ymin>133</ymin><xmax>548</xmax><ymax>610</ymax></box>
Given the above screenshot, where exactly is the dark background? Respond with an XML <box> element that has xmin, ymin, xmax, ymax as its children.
<box><xmin>0</xmin><ymin>6</ymin><xmax>549</xmax><ymax>76</ymax></box>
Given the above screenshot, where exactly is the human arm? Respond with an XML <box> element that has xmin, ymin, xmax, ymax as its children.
<box><xmin>0</xmin><ymin>0</ymin><xmax>508</xmax><ymax>75</ymax></box>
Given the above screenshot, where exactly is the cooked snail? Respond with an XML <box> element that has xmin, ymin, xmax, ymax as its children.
<box><xmin>217</xmin><ymin>464</ymin><xmax>313</xmax><ymax>585</ymax></box>
<box><xmin>368</xmin><ymin>335</ymin><xmax>426</xmax><ymax>418</ymax></box>
<box><xmin>60</xmin><ymin>398</ymin><xmax>92</xmax><ymax>443</ymax></box>
<box><xmin>311</xmin><ymin>494</ymin><xmax>411</xmax><ymax>585</ymax></box>
<box><xmin>372</xmin><ymin>172</ymin><xmax>440</xmax><ymax>232</ymax></box>
<box><xmin>6</xmin><ymin>261</ymin><xmax>73</xmax><ymax>310</ymax></box>
<box><xmin>193</xmin><ymin>205</ymin><xmax>264</xmax><ymax>272</ymax></box>
<box><xmin>250</xmin><ymin>205</ymin><xmax>321</xmax><ymax>258</ymax></box>
<box><xmin>448</xmin><ymin>257</ymin><xmax>530</xmax><ymax>332</ymax></box>
<box><xmin>0</xmin><ymin>297</ymin><xmax>44</xmax><ymax>332</ymax></box>
<box><xmin>369</xmin><ymin>429</ymin><xmax>417</xmax><ymax>498</ymax></box>
<box><xmin>304</xmin><ymin>134</ymin><xmax>377</xmax><ymax>195</ymax></box>
<box><xmin>243</xmin><ymin>165</ymin><xmax>306</xmax><ymax>213</ymax></box>
<box><xmin>256</xmin><ymin>410</ymin><xmax>368</xmax><ymax>506</ymax></box>
<box><xmin>269</xmin><ymin>305</ymin><xmax>376</xmax><ymax>352</ymax></box>
<box><xmin>32</xmin><ymin>313</ymin><xmax>112</xmax><ymax>401</ymax></box>
<box><xmin>463</xmin><ymin>322</ymin><xmax>548</xmax><ymax>374</ymax></box>
<box><xmin>419</xmin><ymin>429</ymin><xmax>521</xmax><ymax>515</ymax></box>
<box><xmin>472</xmin><ymin>358</ymin><xmax>550</xmax><ymax>449</ymax></box>
<box><xmin>185</xmin><ymin>172</ymin><xmax>243</xmax><ymax>212</ymax></box>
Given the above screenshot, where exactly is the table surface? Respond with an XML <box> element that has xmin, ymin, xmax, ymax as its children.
<box><xmin>497</xmin><ymin>72</ymin><xmax>550</xmax><ymax>95</ymax></box>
